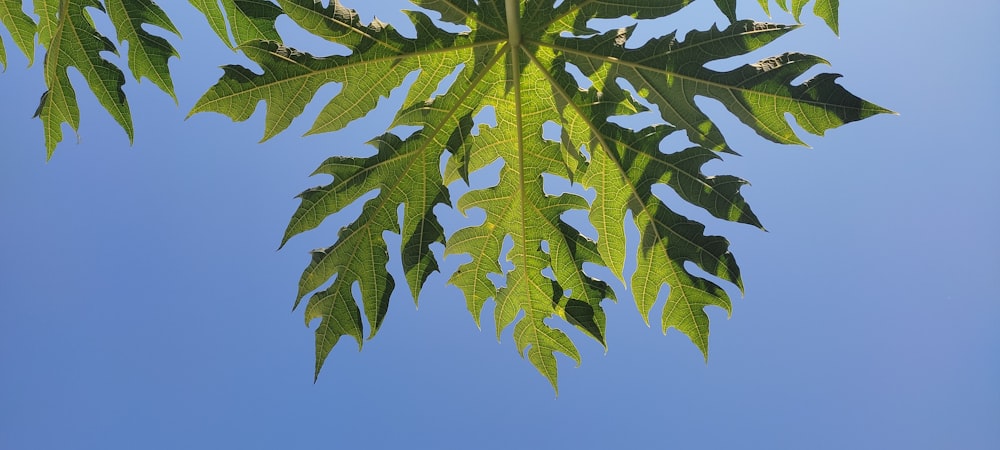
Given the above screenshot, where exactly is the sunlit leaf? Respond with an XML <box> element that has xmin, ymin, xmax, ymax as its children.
<box><xmin>10</xmin><ymin>0</ymin><xmax>182</xmax><ymax>156</ymax></box>
<box><xmin>192</xmin><ymin>0</ymin><xmax>888</xmax><ymax>390</ymax></box>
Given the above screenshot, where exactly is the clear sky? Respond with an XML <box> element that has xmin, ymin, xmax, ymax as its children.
<box><xmin>2</xmin><ymin>1</ymin><xmax>998</xmax><ymax>449</ymax></box>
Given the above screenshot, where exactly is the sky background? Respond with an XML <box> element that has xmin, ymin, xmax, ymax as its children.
<box><xmin>2</xmin><ymin>1</ymin><xmax>998</xmax><ymax>449</ymax></box>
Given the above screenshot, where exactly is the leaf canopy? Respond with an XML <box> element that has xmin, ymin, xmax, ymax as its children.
<box><xmin>0</xmin><ymin>0</ymin><xmax>889</xmax><ymax>391</ymax></box>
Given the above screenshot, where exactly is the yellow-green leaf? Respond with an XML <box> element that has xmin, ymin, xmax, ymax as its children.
<box><xmin>192</xmin><ymin>0</ymin><xmax>888</xmax><ymax>390</ymax></box>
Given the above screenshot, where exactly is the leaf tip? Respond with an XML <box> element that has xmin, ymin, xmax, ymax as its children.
<box><xmin>873</xmin><ymin>104</ymin><xmax>899</xmax><ymax>117</ymax></box>
<box><xmin>313</xmin><ymin>353</ymin><xmax>326</xmax><ymax>383</ymax></box>
<box><xmin>278</xmin><ymin>231</ymin><xmax>294</xmax><ymax>251</ymax></box>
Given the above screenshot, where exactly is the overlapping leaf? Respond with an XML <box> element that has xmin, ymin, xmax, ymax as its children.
<box><xmin>190</xmin><ymin>0</ymin><xmax>888</xmax><ymax>389</ymax></box>
<box><xmin>0</xmin><ymin>0</ymin><xmax>183</xmax><ymax>157</ymax></box>
<box><xmin>0</xmin><ymin>0</ymin><xmax>889</xmax><ymax>389</ymax></box>
<box><xmin>188</xmin><ymin>0</ymin><xmax>281</xmax><ymax>48</ymax></box>
<box><xmin>33</xmin><ymin>0</ymin><xmax>133</xmax><ymax>158</ymax></box>
<box><xmin>440</xmin><ymin>44</ymin><xmax>623</xmax><ymax>390</ymax></box>
<box><xmin>286</xmin><ymin>129</ymin><xmax>449</xmax><ymax>380</ymax></box>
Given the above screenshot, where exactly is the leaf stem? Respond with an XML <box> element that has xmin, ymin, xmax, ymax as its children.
<box><xmin>505</xmin><ymin>0</ymin><xmax>521</xmax><ymax>47</ymax></box>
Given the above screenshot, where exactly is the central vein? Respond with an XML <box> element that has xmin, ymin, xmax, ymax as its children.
<box><xmin>505</xmin><ymin>0</ymin><xmax>522</xmax><ymax>48</ymax></box>
<box><xmin>505</xmin><ymin>0</ymin><xmax>531</xmax><ymax>312</ymax></box>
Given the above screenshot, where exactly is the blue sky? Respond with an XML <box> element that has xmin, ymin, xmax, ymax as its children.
<box><xmin>1</xmin><ymin>1</ymin><xmax>998</xmax><ymax>448</ymax></box>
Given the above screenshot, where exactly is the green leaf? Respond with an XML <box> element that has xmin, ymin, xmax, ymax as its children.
<box><xmin>580</xmin><ymin>120</ymin><xmax>744</xmax><ymax>356</ymax></box>
<box><xmin>557</xmin><ymin>21</ymin><xmax>888</xmax><ymax>151</ymax></box>
<box><xmin>33</xmin><ymin>0</ymin><xmax>132</xmax><ymax>158</ymax></box>
<box><xmin>303</xmin><ymin>274</ymin><xmax>365</xmax><ymax>382</ymax></box>
<box><xmin>12</xmin><ymin>0</ymin><xmax>183</xmax><ymax>156</ymax></box>
<box><xmin>105</xmin><ymin>0</ymin><xmax>181</xmax><ymax>99</ymax></box>
<box><xmin>191</xmin><ymin>5</ymin><xmax>475</xmax><ymax>140</ymax></box>
<box><xmin>757</xmin><ymin>0</ymin><xmax>771</xmax><ymax>16</ymax></box>
<box><xmin>772</xmin><ymin>0</ymin><xmax>839</xmax><ymax>34</ymax></box>
<box><xmin>712</xmin><ymin>0</ymin><xmax>738</xmax><ymax>23</ymax></box>
<box><xmin>543</xmin><ymin>0</ymin><xmax>693</xmax><ymax>35</ymax></box>
<box><xmin>188</xmin><ymin>0</ymin><xmax>282</xmax><ymax>48</ymax></box>
<box><xmin>188</xmin><ymin>0</ymin><xmax>230</xmax><ymax>46</ymax></box>
<box><xmin>192</xmin><ymin>0</ymin><xmax>889</xmax><ymax>389</ymax></box>
<box><xmin>0</xmin><ymin>0</ymin><xmax>37</xmax><ymax>69</ymax></box>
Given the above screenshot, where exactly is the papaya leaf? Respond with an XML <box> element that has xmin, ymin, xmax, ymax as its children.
<box><xmin>0</xmin><ymin>0</ymin><xmax>36</xmax><ymax>69</ymax></box>
<box><xmin>105</xmin><ymin>0</ymin><xmax>182</xmax><ymax>99</ymax></box>
<box><xmin>33</xmin><ymin>0</ymin><xmax>132</xmax><ymax>158</ymax></box>
<box><xmin>713</xmin><ymin>0</ymin><xmax>738</xmax><ymax>23</ymax></box>
<box><xmin>8</xmin><ymin>0</ymin><xmax>182</xmax><ymax>157</ymax></box>
<box><xmin>769</xmin><ymin>0</ymin><xmax>839</xmax><ymax>34</ymax></box>
<box><xmin>188</xmin><ymin>0</ymin><xmax>282</xmax><ymax>48</ymax></box>
<box><xmin>188</xmin><ymin>0</ymin><xmax>888</xmax><ymax>391</ymax></box>
<box><xmin>713</xmin><ymin>0</ymin><xmax>838</xmax><ymax>34</ymax></box>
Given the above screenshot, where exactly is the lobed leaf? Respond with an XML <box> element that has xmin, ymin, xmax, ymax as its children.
<box><xmin>285</xmin><ymin>129</ymin><xmax>451</xmax><ymax>379</ymax></box>
<box><xmin>582</xmin><ymin>124</ymin><xmax>744</xmax><ymax>355</ymax></box>
<box><xmin>765</xmin><ymin>0</ymin><xmax>839</xmax><ymax>34</ymax></box>
<box><xmin>105</xmin><ymin>0</ymin><xmax>181</xmax><ymax>99</ymax></box>
<box><xmin>191</xmin><ymin>1</ymin><xmax>485</xmax><ymax>141</ymax></box>
<box><xmin>441</xmin><ymin>43</ymin><xmax>620</xmax><ymax>389</ymax></box>
<box><xmin>33</xmin><ymin>0</ymin><xmax>132</xmax><ymax>158</ymax></box>
<box><xmin>0</xmin><ymin>0</ymin><xmax>888</xmax><ymax>389</ymax></box>
<box><xmin>2</xmin><ymin>0</ymin><xmax>183</xmax><ymax>156</ymax></box>
<box><xmin>555</xmin><ymin>21</ymin><xmax>889</xmax><ymax>151</ymax></box>
<box><xmin>188</xmin><ymin>0</ymin><xmax>282</xmax><ymax>48</ymax></box>
<box><xmin>543</xmin><ymin>0</ymin><xmax>693</xmax><ymax>36</ymax></box>
<box><xmin>191</xmin><ymin>0</ymin><xmax>889</xmax><ymax>390</ymax></box>
<box><xmin>262</xmin><ymin>2</ymin><xmax>499</xmax><ymax>379</ymax></box>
